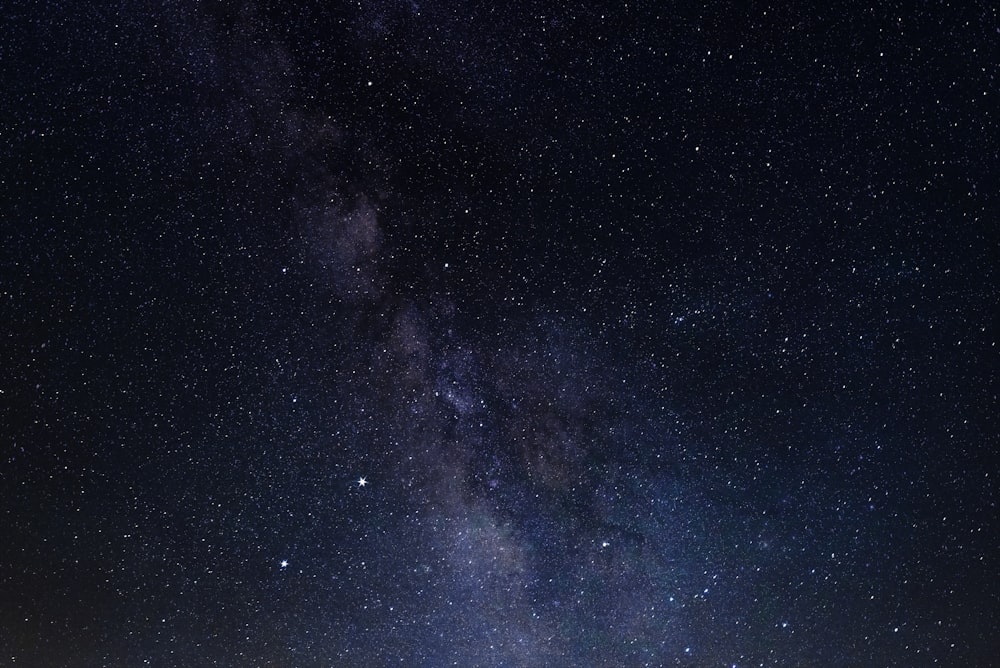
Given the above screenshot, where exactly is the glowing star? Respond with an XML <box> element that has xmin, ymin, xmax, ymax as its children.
<box><xmin>280</xmin><ymin>560</ymin><xmax>289</xmax><ymax>568</ymax></box>
<box><xmin>357</xmin><ymin>477</ymin><xmax>368</xmax><ymax>488</ymax></box>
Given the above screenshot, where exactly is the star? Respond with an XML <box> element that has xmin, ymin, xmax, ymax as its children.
<box><xmin>279</xmin><ymin>560</ymin><xmax>289</xmax><ymax>568</ymax></box>
<box><xmin>357</xmin><ymin>476</ymin><xmax>368</xmax><ymax>487</ymax></box>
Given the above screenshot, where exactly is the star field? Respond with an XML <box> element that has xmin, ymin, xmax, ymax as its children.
<box><xmin>2</xmin><ymin>1</ymin><xmax>998</xmax><ymax>666</ymax></box>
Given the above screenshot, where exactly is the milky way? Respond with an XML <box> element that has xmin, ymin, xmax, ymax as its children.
<box><xmin>3</xmin><ymin>2</ymin><xmax>998</xmax><ymax>666</ymax></box>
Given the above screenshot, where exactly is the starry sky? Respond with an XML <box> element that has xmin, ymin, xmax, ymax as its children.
<box><xmin>3</xmin><ymin>1</ymin><xmax>999</xmax><ymax>666</ymax></box>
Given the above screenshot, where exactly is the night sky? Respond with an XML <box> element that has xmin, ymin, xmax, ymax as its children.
<box><xmin>3</xmin><ymin>2</ymin><xmax>999</xmax><ymax>666</ymax></box>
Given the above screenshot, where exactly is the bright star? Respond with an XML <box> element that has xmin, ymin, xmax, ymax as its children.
<box><xmin>357</xmin><ymin>477</ymin><xmax>368</xmax><ymax>487</ymax></box>
<box><xmin>280</xmin><ymin>560</ymin><xmax>288</xmax><ymax>568</ymax></box>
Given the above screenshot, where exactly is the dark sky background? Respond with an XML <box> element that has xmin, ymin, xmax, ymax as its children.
<box><xmin>3</xmin><ymin>1</ymin><xmax>999</xmax><ymax>666</ymax></box>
